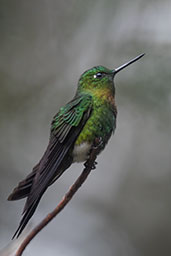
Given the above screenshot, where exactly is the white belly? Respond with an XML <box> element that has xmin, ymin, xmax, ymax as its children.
<box><xmin>73</xmin><ymin>142</ymin><xmax>91</xmax><ymax>163</ymax></box>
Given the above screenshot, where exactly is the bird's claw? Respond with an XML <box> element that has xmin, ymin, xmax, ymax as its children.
<box><xmin>84</xmin><ymin>160</ymin><xmax>97</xmax><ymax>170</ymax></box>
<box><xmin>84</xmin><ymin>137</ymin><xmax>102</xmax><ymax>170</ymax></box>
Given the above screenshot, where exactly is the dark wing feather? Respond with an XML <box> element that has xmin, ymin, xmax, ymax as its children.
<box><xmin>8</xmin><ymin>164</ymin><xmax>39</xmax><ymax>201</ymax></box>
<box><xmin>11</xmin><ymin>94</ymin><xmax>92</xmax><ymax>238</ymax></box>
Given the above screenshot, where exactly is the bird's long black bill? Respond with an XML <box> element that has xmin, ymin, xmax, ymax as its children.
<box><xmin>113</xmin><ymin>53</ymin><xmax>145</xmax><ymax>74</ymax></box>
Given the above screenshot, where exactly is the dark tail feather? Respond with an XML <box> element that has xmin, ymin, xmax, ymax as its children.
<box><xmin>8</xmin><ymin>164</ymin><xmax>39</xmax><ymax>201</ymax></box>
<box><xmin>10</xmin><ymin>147</ymin><xmax>73</xmax><ymax>238</ymax></box>
<box><xmin>12</xmin><ymin>196</ymin><xmax>41</xmax><ymax>239</ymax></box>
<box><xmin>11</xmin><ymin>167</ymin><xmax>68</xmax><ymax>239</ymax></box>
<box><xmin>8</xmin><ymin>183</ymin><xmax>31</xmax><ymax>201</ymax></box>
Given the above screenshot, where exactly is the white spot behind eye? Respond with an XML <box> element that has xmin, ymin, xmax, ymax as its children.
<box><xmin>94</xmin><ymin>72</ymin><xmax>103</xmax><ymax>79</ymax></box>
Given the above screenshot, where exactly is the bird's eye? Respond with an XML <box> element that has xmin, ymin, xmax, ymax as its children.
<box><xmin>94</xmin><ymin>72</ymin><xmax>103</xmax><ymax>79</ymax></box>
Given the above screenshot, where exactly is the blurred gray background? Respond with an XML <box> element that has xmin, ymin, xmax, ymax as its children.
<box><xmin>0</xmin><ymin>0</ymin><xmax>171</xmax><ymax>255</ymax></box>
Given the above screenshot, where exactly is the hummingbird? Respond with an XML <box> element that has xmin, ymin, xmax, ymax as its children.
<box><xmin>8</xmin><ymin>53</ymin><xmax>144</xmax><ymax>238</ymax></box>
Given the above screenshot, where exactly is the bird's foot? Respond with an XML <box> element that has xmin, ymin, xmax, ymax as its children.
<box><xmin>84</xmin><ymin>160</ymin><xmax>97</xmax><ymax>170</ymax></box>
<box><xmin>84</xmin><ymin>137</ymin><xmax>102</xmax><ymax>170</ymax></box>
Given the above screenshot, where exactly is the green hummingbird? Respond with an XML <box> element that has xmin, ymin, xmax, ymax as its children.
<box><xmin>8</xmin><ymin>53</ymin><xmax>144</xmax><ymax>238</ymax></box>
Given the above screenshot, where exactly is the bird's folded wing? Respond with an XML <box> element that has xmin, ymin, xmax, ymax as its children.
<box><xmin>12</xmin><ymin>94</ymin><xmax>93</xmax><ymax>238</ymax></box>
<box><xmin>28</xmin><ymin>94</ymin><xmax>93</xmax><ymax>206</ymax></box>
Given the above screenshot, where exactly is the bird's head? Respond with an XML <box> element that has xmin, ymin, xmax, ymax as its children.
<box><xmin>77</xmin><ymin>54</ymin><xmax>145</xmax><ymax>95</ymax></box>
<box><xmin>77</xmin><ymin>66</ymin><xmax>115</xmax><ymax>93</ymax></box>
